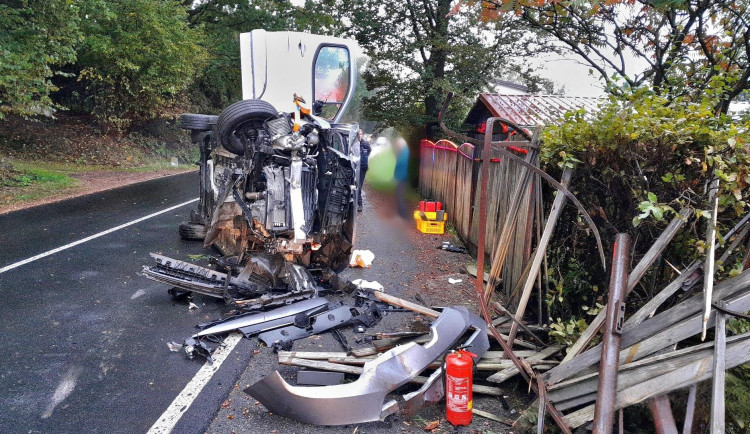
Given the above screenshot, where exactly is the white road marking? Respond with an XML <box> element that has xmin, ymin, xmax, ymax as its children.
<box><xmin>130</xmin><ymin>289</ymin><xmax>146</xmax><ymax>299</ymax></box>
<box><xmin>0</xmin><ymin>198</ymin><xmax>198</xmax><ymax>274</ymax></box>
<box><xmin>147</xmin><ymin>333</ymin><xmax>244</xmax><ymax>434</ymax></box>
<box><xmin>42</xmin><ymin>367</ymin><xmax>82</xmax><ymax>419</ymax></box>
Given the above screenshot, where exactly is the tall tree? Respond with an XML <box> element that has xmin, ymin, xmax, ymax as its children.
<box><xmin>185</xmin><ymin>0</ymin><xmax>347</xmax><ymax>112</ymax></box>
<box><xmin>475</xmin><ymin>0</ymin><xmax>750</xmax><ymax>112</ymax></box>
<box><xmin>75</xmin><ymin>0</ymin><xmax>205</xmax><ymax>129</ymax></box>
<box><xmin>0</xmin><ymin>0</ymin><xmax>80</xmax><ymax>118</ymax></box>
<box><xmin>341</xmin><ymin>0</ymin><xmax>551</xmax><ymax>137</ymax></box>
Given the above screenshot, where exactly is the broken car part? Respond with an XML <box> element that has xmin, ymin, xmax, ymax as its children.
<box><xmin>245</xmin><ymin>306</ymin><xmax>489</xmax><ymax>425</ymax></box>
<box><xmin>143</xmin><ymin>254</ymin><xmax>321</xmax><ymax>305</ymax></box>
<box><xmin>296</xmin><ymin>369</ymin><xmax>345</xmax><ymax>386</ymax></box>
<box><xmin>194</xmin><ymin>297</ymin><xmax>329</xmax><ymax>338</ymax></box>
<box><xmin>257</xmin><ymin>304</ymin><xmax>353</xmax><ymax>347</ymax></box>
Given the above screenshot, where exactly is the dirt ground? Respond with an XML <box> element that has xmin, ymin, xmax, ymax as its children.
<box><xmin>204</xmin><ymin>186</ymin><xmax>535</xmax><ymax>434</ymax></box>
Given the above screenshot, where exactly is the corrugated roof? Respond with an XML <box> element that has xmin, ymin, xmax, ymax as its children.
<box><xmin>478</xmin><ymin>93</ymin><xmax>604</xmax><ymax>127</ymax></box>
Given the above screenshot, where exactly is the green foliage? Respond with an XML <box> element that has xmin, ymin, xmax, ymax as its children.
<box><xmin>76</xmin><ymin>0</ymin><xmax>206</xmax><ymax>130</ymax></box>
<box><xmin>541</xmin><ymin>88</ymin><xmax>750</xmax><ymax>320</ymax></box>
<box><xmin>477</xmin><ymin>0</ymin><xmax>750</xmax><ymax>112</ymax></box>
<box><xmin>341</xmin><ymin>0</ymin><xmax>553</xmax><ymax>137</ymax></box>
<box><xmin>0</xmin><ymin>0</ymin><xmax>81</xmax><ymax>118</ymax></box>
<box><xmin>185</xmin><ymin>1</ymin><xmax>297</xmax><ymax>113</ymax></box>
<box><xmin>548</xmin><ymin>317</ymin><xmax>589</xmax><ymax>347</ymax></box>
<box><xmin>726</xmin><ymin>364</ymin><xmax>750</xmax><ymax>433</ymax></box>
<box><xmin>0</xmin><ymin>163</ymin><xmax>73</xmax><ymax>189</ymax></box>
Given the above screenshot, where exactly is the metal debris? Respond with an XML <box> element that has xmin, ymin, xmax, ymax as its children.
<box><xmin>245</xmin><ymin>306</ymin><xmax>489</xmax><ymax>425</ymax></box>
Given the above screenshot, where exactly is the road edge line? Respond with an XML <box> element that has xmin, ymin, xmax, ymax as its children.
<box><xmin>0</xmin><ymin>198</ymin><xmax>198</xmax><ymax>274</ymax></box>
<box><xmin>147</xmin><ymin>333</ymin><xmax>244</xmax><ymax>434</ymax></box>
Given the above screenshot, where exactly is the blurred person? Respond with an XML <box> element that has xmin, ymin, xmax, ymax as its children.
<box><xmin>358</xmin><ymin>129</ymin><xmax>371</xmax><ymax>212</ymax></box>
<box><xmin>393</xmin><ymin>137</ymin><xmax>410</xmax><ymax>219</ymax></box>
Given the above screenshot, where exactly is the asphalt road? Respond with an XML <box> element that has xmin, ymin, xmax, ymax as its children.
<box><xmin>0</xmin><ymin>173</ymin><xmax>519</xmax><ymax>434</ymax></box>
<box><xmin>0</xmin><ymin>172</ymin><xmax>245</xmax><ymax>433</ymax></box>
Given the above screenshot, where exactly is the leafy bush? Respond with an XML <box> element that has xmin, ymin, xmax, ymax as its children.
<box><xmin>76</xmin><ymin>0</ymin><xmax>206</xmax><ymax>131</ymax></box>
<box><xmin>540</xmin><ymin>88</ymin><xmax>750</xmax><ymax>321</ymax></box>
<box><xmin>0</xmin><ymin>1</ymin><xmax>80</xmax><ymax>118</ymax></box>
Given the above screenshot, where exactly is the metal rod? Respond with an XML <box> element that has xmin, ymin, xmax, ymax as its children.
<box><xmin>593</xmin><ymin>233</ymin><xmax>631</xmax><ymax>434</ymax></box>
<box><xmin>647</xmin><ymin>394</ymin><xmax>678</xmax><ymax>434</ymax></box>
<box><xmin>537</xmin><ymin>376</ymin><xmax>547</xmax><ymax>434</ymax></box>
<box><xmin>710</xmin><ymin>300</ymin><xmax>727</xmax><ymax>432</ymax></box>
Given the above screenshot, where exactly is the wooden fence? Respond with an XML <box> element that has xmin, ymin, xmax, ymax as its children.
<box><xmin>419</xmin><ymin>138</ymin><xmax>540</xmax><ymax>304</ymax></box>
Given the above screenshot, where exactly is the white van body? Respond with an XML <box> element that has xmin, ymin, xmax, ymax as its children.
<box><xmin>239</xmin><ymin>30</ymin><xmax>358</xmax><ymax>122</ymax></box>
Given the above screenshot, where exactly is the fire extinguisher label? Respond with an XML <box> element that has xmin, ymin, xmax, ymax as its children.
<box><xmin>446</xmin><ymin>374</ymin><xmax>470</xmax><ymax>412</ymax></box>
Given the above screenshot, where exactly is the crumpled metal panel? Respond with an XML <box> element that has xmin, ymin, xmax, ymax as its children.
<box><xmin>194</xmin><ymin>298</ymin><xmax>328</xmax><ymax>338</ymax></box>
<box><xmin>245</xmin><ymin>306</ymin><xmax>489</xmax><ymax>425</ymax></box>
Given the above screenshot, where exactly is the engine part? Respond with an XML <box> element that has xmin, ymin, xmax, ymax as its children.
<box><xmin>142</xmin><ymin>253</ymin><xmax>272</xmax><ymax>300</ymax></box>
<box><xmin>245</xmin><ymin>306</ymin><xmax>489</xmax><ymax>425</ymax></box>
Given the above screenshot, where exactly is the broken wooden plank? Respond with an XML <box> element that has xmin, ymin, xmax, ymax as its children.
<box><xmin>627</xmin><ymin>219</ymin><xmax>749</xmax><ymax>330</ymax></box>
<box><xmin>545</xmin><ymin>267</ymin><xmax>750</xmax><ymax>386</ymax></box>
<box><xmin>372</xmin><ymin>292</ymin><xmax>538</xmax><ymax>349</ymax></box>
<box><xmin>472</xmin><ymin>408</ymin><xmax>513</xmax><ymax>425</ymax></box>
<box><xmin>702</xmin><ymin>177</ymin><xmax>720</xmax><ymax>341</ymax></box>
<box><xmin>373</xmin><ymin>291</ymin><xmax>440</xmax><ymax>318</ymax></box>
<box><xmin>710</xmin><ymin>300</ymin><xmax>726</xmax><ymax>432</ymax></box>
<box><xmin>624</xmin><ymin>260</ymin><xmax>701</xmax><ymax>328</ymax></box>
<box><xmin>548</xmin><ymin>337</ymin><xmax>725</xmax><ymax>404</ymax></box>
<box><xmin>562</xmin><ymin>208</ymin><xmax>692</xmax><ymax>362</ymax></box>
<box><xmin>562</xmin><ymin>331</ymin><xmax>750</xmax><ymax>428</ymax></box>
<box><xmin>487</xmin><ymin>345</ymin><xmax>562</xmax><ymax>383</ymax></box>
<box><xmin>325</xmin><ymin>356</ymin><xmax>555</xmax><ymax>372</ymax></box>
<box><xmin>277</xmin><ymin>351</ymin><xmax>354</xmax><ymax>360</ymax></box>
<box><xmin>508</xmin><ymin>168</ymin><xmax>572</xmax><ymax>345</ymax></box>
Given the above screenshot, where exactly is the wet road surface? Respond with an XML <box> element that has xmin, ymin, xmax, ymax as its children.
<box><xmin>0</xmin><ymin>175</ymin><xmax>519</xmax><ymax>433</ymax></box>
<box><xmin>0</xmin><ymin>172</ymin><xmax>241</xmax><ymax>433</ymax></box>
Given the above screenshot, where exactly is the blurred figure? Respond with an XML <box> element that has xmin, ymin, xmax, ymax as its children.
<box><xmin>358</xmin><ymin>129</ymin><xmax>371</xmax><ymax>212</ymax></box>
<box><xmin>393</xmin><ymin>137</ymin><xmax>410</xmax><ymax>219</ymax></box>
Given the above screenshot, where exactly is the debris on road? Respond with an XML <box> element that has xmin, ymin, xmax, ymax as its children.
<box><xmin>351</xmin><ymin>278</ymin><xmax>384</xmax><ymax>291</ymax></box>
<box><xmin>438</xmin><ymin>241</ymin><xmax>467</xmax><ymax>253</ymax></box>
<box><xmin>245</xmin><ymin>306</ymin><xmax>489</xmax><ymax>425</ymax></box>
<box><xmin>349</xmin><ymin>249</ymin><xmax>375</xmax><ymax>268</ymax></box>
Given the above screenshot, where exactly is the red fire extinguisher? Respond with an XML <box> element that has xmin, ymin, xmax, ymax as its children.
<box><xmin>445</xmin><ymin>348</ymin><xmax>477</xmax><ymax>426</ymax></box>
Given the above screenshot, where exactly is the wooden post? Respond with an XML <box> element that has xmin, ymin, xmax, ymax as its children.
<box><xmin>710</xmin><ymin>300</ymin><xmax>726</xmax><ymax>432</ymax></box>
<box><xmin>682</xmin><ymin>385</ymin><xmax>697</xmax><ymax>434</ymax></box>
<box><xmin>508</xmin><ymin>168</ymin><xmax>573</xmax><ymax>345</ymax></box>
<box><xmin>702</xmin><ymin>177</ymin><xmax>720</xmax><ymax>341</ymax></box>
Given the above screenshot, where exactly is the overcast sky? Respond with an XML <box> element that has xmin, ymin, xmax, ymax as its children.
<box><xmin>287</xmin><ymin>0</ymin><xmax>610</xmax><ymax>97</ymax></box>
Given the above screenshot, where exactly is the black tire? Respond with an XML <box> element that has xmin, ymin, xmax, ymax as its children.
<box><xmin>179</xmin><ymin>221</ymin><xmax>208</xmax><ymax>240</ymax></box>
<box><xmin>179</xmin><ymin>113</ymin><xmax>218</xmax><ymax>131</ymax></box>
<box><xmin>216</xmin><ymin>99</ymin><xmax>278</xmax><ymax>154</ymax></box>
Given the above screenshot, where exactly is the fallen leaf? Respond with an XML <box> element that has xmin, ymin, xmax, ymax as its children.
<box><xmin>424</xmin><ymin>419</ymin><xmax>440</xmax><ymax>431</ymax></box>
<box><xmin>227</xmin><ymin>414</ymin><xmax>234</xmax><ymax>420</ymax></box>
<box><xmin>221</xmin><ymin>400</ymin><xmax>231</xmax><ymax>408</ymax></box>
